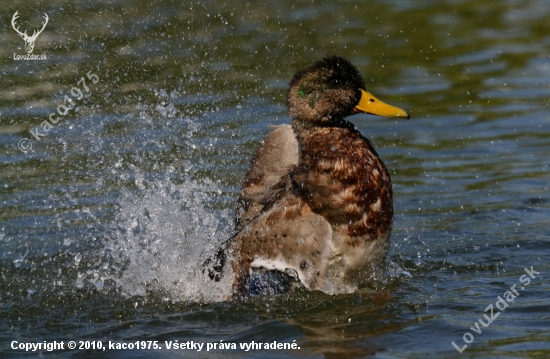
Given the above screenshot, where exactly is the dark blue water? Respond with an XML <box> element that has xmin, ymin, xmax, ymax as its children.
<box><xmin>1</xmin><ymin>0</ymin><xmax>549</xmax><ymax>358</ymax></box>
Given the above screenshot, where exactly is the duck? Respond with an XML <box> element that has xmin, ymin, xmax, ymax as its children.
<box><xmin>205</xmin><ymin>55</ymin><xmax>409</xmax><ymax>297</ymax></box>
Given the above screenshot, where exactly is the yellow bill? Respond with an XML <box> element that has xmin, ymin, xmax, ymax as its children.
<box><xmin>354</xmin><ymin>89</ymin><xmax>410</xmax><ymax>119</ymax></box>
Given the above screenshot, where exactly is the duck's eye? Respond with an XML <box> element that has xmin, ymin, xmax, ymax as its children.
<box><xmin>329</xmin><ymin>78</ymin><xmax>341</xmax><ymax>88</ymax></box>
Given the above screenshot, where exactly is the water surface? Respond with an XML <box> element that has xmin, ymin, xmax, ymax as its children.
<box><xmin>1</xmin><ymin>0</ymin><xmax>549</xmax><ymax>358</ymax></box>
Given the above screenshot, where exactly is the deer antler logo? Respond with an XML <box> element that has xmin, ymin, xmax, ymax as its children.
<box><xmin>11</xmin><ymin>11</ymin><xmax>49</xmax><ymax>54</ymax></box>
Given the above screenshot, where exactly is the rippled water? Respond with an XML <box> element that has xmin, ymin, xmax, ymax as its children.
<box><xmin>1</xmin><ymin>0</ymin><xmax>549</xmax><ymax>358</ymax></box>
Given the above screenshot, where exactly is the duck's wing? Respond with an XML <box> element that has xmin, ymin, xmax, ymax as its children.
<box><xmin>234</xmin><ymin>124</ymin><xmax>298</xmax><ymax>231</ymax></box>
<box><xmin>204</xmin><ymin>125</ymin><xmax>298</xmax><ymax>283</ymax></box>
<box><xmin>229</xmin><ymin>193</ymin><xmax>333</xmax><ymax>295</ymax></box>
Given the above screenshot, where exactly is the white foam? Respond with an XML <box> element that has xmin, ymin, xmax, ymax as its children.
<box><xmin>105</xmin><ymin>176</ymin><xmax>233</xmax><ymax>302</ymax></box>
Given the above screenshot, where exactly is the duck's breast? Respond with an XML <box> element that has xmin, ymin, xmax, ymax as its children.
<box><xmin>292</xmin><ymin>127</ymin><xmax>393</xmax><ymax>286</ymax></box>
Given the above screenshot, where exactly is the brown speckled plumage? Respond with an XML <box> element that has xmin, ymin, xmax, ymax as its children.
<box><xmin>208</xmin><ymin>56</ymin><xmax>409</xmax><ymax>296</ymax></box>
<box><xmin>293</xmin><ymin>125</ymin><xmax>394</xmax><ymax>242</ymax></box>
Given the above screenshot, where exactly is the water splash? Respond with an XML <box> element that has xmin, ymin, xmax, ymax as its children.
<box><xmin>105</xmin><ymin>175</ymin><xmax>233</xmax><ymax>302</ymax></box>
<box><xmin>95</xmin><ymin>88</ymin><xmax>235</xmax><ymax>302</ymax></box>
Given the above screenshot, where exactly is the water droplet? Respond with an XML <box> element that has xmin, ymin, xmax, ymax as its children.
<box><xmin>74</xmin><ymin>253</ymin><xmax>82</xmax><ymax>265</ymax></box>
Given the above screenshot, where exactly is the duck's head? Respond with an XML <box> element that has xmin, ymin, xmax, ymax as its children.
<box><xmin>287</xmin><ymin>55</ymin><xmax>409</xmax><ymax>125</ymax></box>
